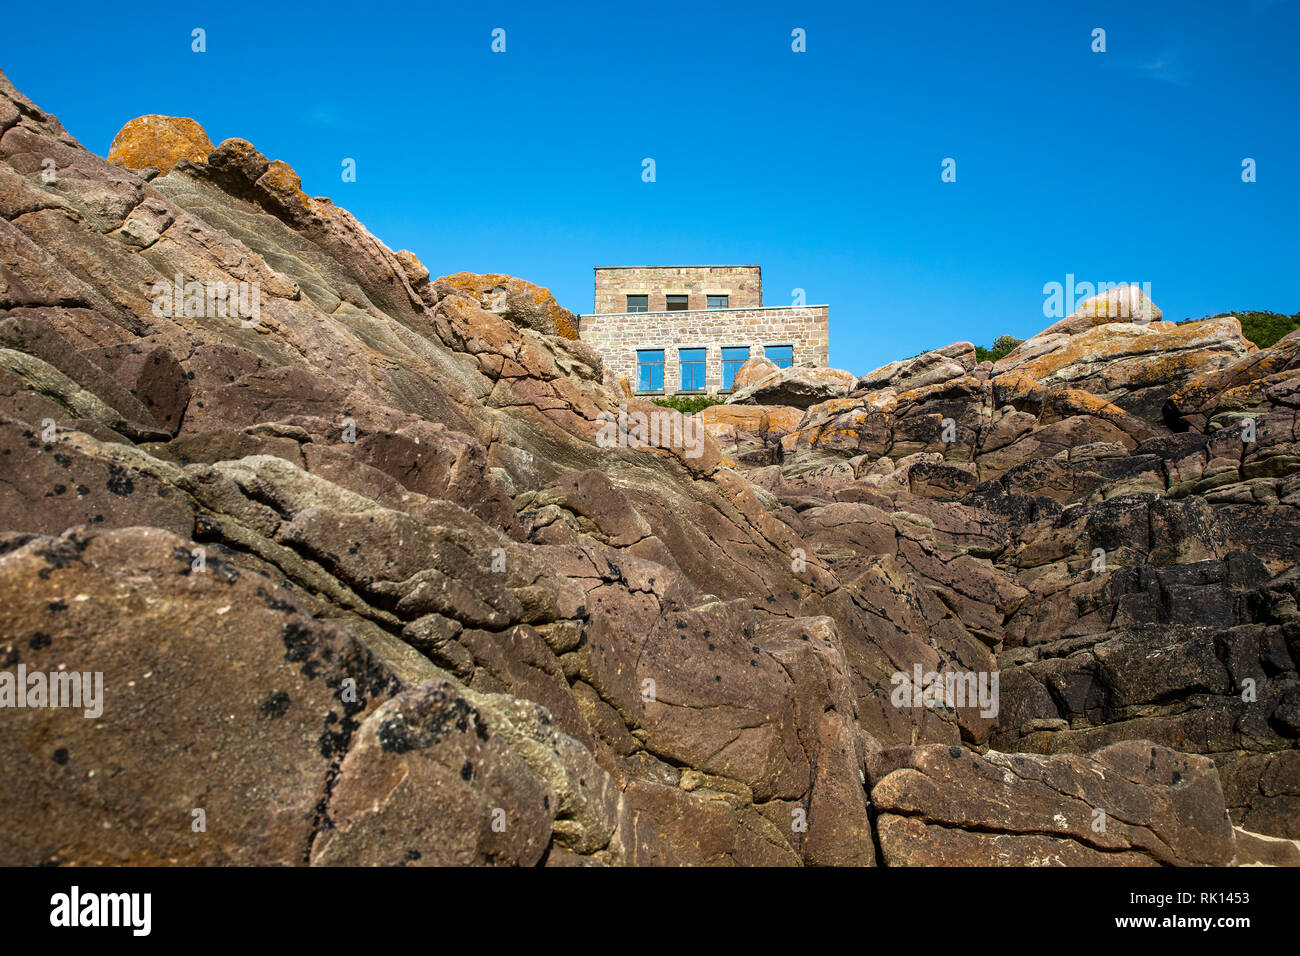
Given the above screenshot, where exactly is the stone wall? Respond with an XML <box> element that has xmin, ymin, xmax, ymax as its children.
<box><xmin>593</xmin><ymin>265</ymin><xmax>762</xmax><ymax>314</ymax></box>
<box><xmin>578</xmin><ymin>305</ymin><xmax>831</xmax><ymax>395</ymax></box>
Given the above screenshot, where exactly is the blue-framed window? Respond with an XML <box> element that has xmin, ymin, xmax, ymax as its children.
<box><xmin>665</xmin><ymin>295</ymin><xmax>689</xmax><ymax>312</ymax></box>
<box><xmin>765</xmin><ymin>345</ymin><xmax>794</xmax><ymax>369</ymax></box>
<box><xmin>721</xmin><ymin>346</ymin><xmax>750</xmax><ymax>391</ymax></box>
<box><xmin>637</xmin><ymin>349</ymin><xmax>665</xmax><ymax>392</ymax></box>
<box><xmin>706</xmin><ymin>294</ymin><xmax>729</xmax><ymax>310</ymax></box>
<box><xmin>679</xmin><ymin>348</ymin><xmax>706</xmax><ymax>391</ymax></box>
<box><xmin>626</xmin><ymin>294</ymin><xmax>648</xmax><ymax>313</ymax></box>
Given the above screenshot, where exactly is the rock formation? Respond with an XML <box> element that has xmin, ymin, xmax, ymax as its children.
<box><xmin>1</xmin><ymin>70</ymin><xmax>1295</xmax><ymax>866</ymax></box>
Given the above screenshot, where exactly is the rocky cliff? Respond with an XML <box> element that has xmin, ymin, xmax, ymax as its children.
<box><xmin>1</xmin><ymin>70</ymin><xmax>1295</xmax><ymax>866</ymax></box>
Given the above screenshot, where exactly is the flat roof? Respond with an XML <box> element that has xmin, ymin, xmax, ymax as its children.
<box><xmin>593</xmin><ymin>264</ymin><xmax>761</xmax><ymax>270</ymax></box>
<box><xmin>579</xmin><ymin>304</ymin><xmax>827</xmax><ymax>316</ymax></box>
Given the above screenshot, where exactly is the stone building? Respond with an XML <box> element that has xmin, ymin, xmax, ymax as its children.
<box><xmin>578</xmin><ymin>265</ymin><xmax>830</xmax><ymax>396</ymax></box>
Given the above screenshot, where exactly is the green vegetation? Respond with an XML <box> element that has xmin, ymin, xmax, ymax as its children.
<box><xmin>651</xmin><ymin>395</ymin><xmax>724</xmax><ymax>415</ymax></box>
<box><xmin>1176</xmin><ymin>311</ymin><xmax>1300</xmax><ymax>349</ymax></box>
<box><xmin>974</xmin><ymin>334</ymin><xmax>1024</xmax><ymax>364</ymax></box>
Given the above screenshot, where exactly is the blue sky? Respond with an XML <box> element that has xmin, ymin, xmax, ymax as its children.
<box><xmin>3</xmin><ymin>0</ymin><xmax>1297</xmax><ymax>372</ymax></box>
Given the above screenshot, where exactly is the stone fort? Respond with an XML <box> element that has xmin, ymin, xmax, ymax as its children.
<box><xmin>577</xmin><ymin>265</ymin><xmax>829</xmax><ymax>396</ymax></box>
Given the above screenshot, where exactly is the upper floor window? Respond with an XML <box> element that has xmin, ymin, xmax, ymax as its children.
<box><xmin>721</xmin><ymin>346</ymin><xmax>750</xmax><ymax>390</ymax></box>
<box><xmin>637</xmin><ymin>349</ymin><xmax>665</xmax><ymax>393</ymax></box>
<box><xmin>706</xmin><ymin>295</ymin><xmax>729</xmax><ymax>310</ymax></box>
<box><xmin>665</xmin><ymin>295</ymin><xmax>689</xmax><ymax>311</ymax></box>
<box><xmin>679</xmin><ymin>348</ymin><xmax>706</xmax><ymax>391</ymax></box>
<box><xmin>626</xmin><ymin>294</ymin><xmax>648</xmax><ymax>313</ymax></box>
<box><xmin>765</xmin><ymin>345</ymin><xmax>794</xmax><ymax>369</ymax></box>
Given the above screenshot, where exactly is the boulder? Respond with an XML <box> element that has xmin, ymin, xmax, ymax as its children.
<box><xmin>1039</xmin><ymin>284</ymin><xmax>1163</xmax><ymax>338</ymax></box>
<box><xmin>107</xmin><ymin>115</ymin><xmax>213</xmax><ymax>174</ymax></box>
<box><xmin>858</xmin><ymin>342</ymin><xmax>976</xmax><ymax>393</ymax></box>
<box><xmin>698</xmin><ymin>403</ymin><xmax>803</xmax><ymax>450</ymax></box>
<box><xmin>728</xmin><ymin>365</ymin><xmax>856</xmax><ymax>408</ymax></box>
<box><xmin>994</xmin><ymin>317</ymin><xmax>1253</xmax><ymax>419</ymax></box>
<box><xmin>433</xmin><ymin>272</ymin><xmax>581</xmax><ymax>340</ymax></box>
<box><xmin>731</xmin><ymin>355</ymin><xmax>779</xmax><ymax>391</ymax></box>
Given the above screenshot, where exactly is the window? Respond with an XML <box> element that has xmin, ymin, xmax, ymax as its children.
<box><xmin>626</xmin><ymin>294</ymin><xmax>648</xmax><ymax>313</ymax></box>
<box><xmin>637</xmin><ymin>349</ymin><xmax>665</xmax><ymax>392</ymax></box>
<box><xmin>679</xmin><ymin>348</ymin><xmax>706</xmax><ymax>391</ymax></box>
<box><xmin>706</xmin><ymin>295</ymin><xmax>729</xmax><ymax>310</ymax></box>
<box><xmin>665</xmin><ymin>295</ymin><xmax>689</xmax><ymax>311</ymax></box>
<box><xmin>765</xmin><ymin>345</ymin><xmax>794</xmax><ymax>369</ymax></box>
<box><xmin>721</xmin><ymin>347</ymin><xmax>750</xmax><ymax>390</ymax></box>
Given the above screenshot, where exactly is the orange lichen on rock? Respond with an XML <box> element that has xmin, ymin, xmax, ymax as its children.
<box><xmin>699</xmin><ymin>404</ymin><xmax>767</xmax><ymax>427</ymax></box>
<box><xmin>435</xmin><ymin>272</ymin><xmax>581</xmax><ymax>340</ymax></box>
<box><xmin>1008</xmin><ymin>317</ymin><xmax>1251</xmax><ymax>386</ymax></box>
<box><xmin>893</xmin><ymin>374</ymin><xmax>982</xmax><ymax>407</ymax></box>
<box><xmin>108</xmin><ymin>115</ymin><xmax>214</xmax><ymax>173</ymax></box>
<box><xmin>761</xmin><ymin>405</ymin><xmax>805</xmax><ymax>437</ymax></box>
<box><xmin>394</xmin><ymin>250</ymin><xmax>431</xmax><ymax>287</ymax></box>
<box><xmin>698</xmin><ymin>403</ymin><xmax>804</xmax><ymax>448</ymax></box>
<box><xmin>698</xmin><ymin>404</ymin><xmax>767</xmax><ymax>445</ymax></box>
<box><xmin>805</xmin><ymin>397</ymin><xmax>866</xmax><ymax>418</ymax></box>
<box><xmin>258</xmin><ymin>159</ymin><xmax>310</xmax><ymax>204</ymax></box>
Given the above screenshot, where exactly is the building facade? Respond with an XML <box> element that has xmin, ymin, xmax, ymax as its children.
<box><xmin>578</xmin><ymin>265</ymin><xmax>830</xmax><ymax>396</ymax></box>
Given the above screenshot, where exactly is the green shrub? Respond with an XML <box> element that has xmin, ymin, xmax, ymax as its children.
<box><xmin>1235</xmin><ymin>311</ymin><xmax>1298</xmax><ymax>349</ymax></box>
<box><xmin>651</xmin><ymin>395</ymin><xmax>724</xmax><ymax>415</ymax></box>
<box><xmin>975</xmin><ymin>335</ymin><xmax>1024</xmax><ymax>364</ymax></box>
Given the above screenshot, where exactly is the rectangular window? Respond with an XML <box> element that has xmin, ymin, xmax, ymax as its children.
<box><xmin>765</xmin><ymin>345</ymin><xmax>794</xmax><ymax>369</ymax></box>
<box><xmin>679</xmin><ymin>348</ymin><xmax>706</xmax><ymax>391</ymax></box>
<box><xmin>721</xmin><ymin>346</ymin><xmax>750</xmax><ymax>391</ymax></box>
<box><xmin>637</xmin><ymin>349</ymin><xmax>665</xmax><ymax>393</ymax></box>
<box><xmin>706</xmin><ymin>295</ymin><xmax>729</xmax><ymax>310</ymax></box>
<box><xmin>665</xmin><ymin>294</ymin><xmax>689</xmax><ymax>311</ymax></box>
<box><xmin>626</xmin><ymin>294</ymin><xmax>648</xmax><ymax>313</ymax></box>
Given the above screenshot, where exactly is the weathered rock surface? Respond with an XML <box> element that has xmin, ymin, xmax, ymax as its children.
<box><xmin>432</xmin><ymin>272</ymin><xmax>581</xmax><ymax>341</ymax></box>
<box><xmin>869</xmin><ymin>741</ymin><xmax>1235</xmax><ymax>866</ymax></box>
<box><xmin>731</xmin><ymin>354</ymin><xmax>780</xmax><ymax>391</ymax></box>
<box><xmin>108</xmin><ymin>115</ymin><xmax>214</xmax><ymax>174</ymax></box>
<box><xmin>697</xmin><ymin>403</ymin><xmax>802</xmax><ymax>461</ymax></box>
<box><xmin>858</xmin><ymin>341</ymin><xmax>977</xmax><ymax>393</ymax></box>
<box><xmin>727</xmin><ymin>364</ymin><xmax>857</xmax><ymax>408</ymax></box>
<box><xmin>0</xmin><ymin>70</ymin><xmax>1294</xmax><ymax>867</ymax></box>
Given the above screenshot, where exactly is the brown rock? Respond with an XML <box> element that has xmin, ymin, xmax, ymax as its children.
<box><xmin>731</xmin><ymin>355</ymin><xmax>779</xmax><ymax>391</ymax></box>
<box><xmin>5</xmin><ymin>65</ymin><xmax>1297</xmax><ymax>869</ymax></box>
<box><xmin>728</xmin><ymin>365</ymin><xmax>857</xmax><ymax>408</ymax></box>
<box><xmin>308</xmin><ymin>680</ymin><xmax>558</xmax><ymax>866</ymax></box>
<box><xmin>869</xmin><ymin>741</ymin><xmax>1236</xmax><ymax>866</ymax></box>
<box><xmin>0</xmin><ymin>526</ymin><xmax>407</xmax><ymax>865</ymax></box>
<box><xmin>107</xmin><ymin>115</ymin><xmax>214</xmax><ymax>174</ymax></box>
<box><xmin>433</xmin><ymin>272</ymin><xmax>580</xmax><ymax>340</ymax></box>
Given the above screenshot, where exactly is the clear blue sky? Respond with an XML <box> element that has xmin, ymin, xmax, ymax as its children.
<box><xmin>3</xmin><ymin>0</ymin><xmax>1297</xmax><ymax>372</ymax></box>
